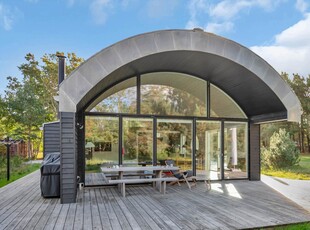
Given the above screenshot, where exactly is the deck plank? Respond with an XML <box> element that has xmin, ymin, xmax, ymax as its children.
<box><xmin>93</xmin><ymin>188</ymin><xmax>112</xmax><ymax>230</ymax></box>
<box><xmin>0</xmin><ymin>170</ymin><xmax>309</xmax><ymax>230</ymax></box>
<box><xmin>109</xmin><ymin>187</ymin><xmax>142</xmax><ymax>230</ymax></box>
<box><xmin>88</xmin><ymin>189</ymin><xmax>103</xmax><ymax>230</ymax></box>
<box><xmin>53</xmin><ymin>204</ymin><xmax>70</xmax><ymax>230</ymax></box>
<box><xmin>33</xmin><ymin>198</ymin><xmax>58</xmax><ymax>230</ymax></box>
<box><xmin>105</xmin><ymin>188</ymin><xmax>132</xmax><ymax>230</ymax></box>
<box><xmin>63</xmin><ymin>203</ymin><xmax>77</xmax><ymax>230</ymax></box>
<box><xmin>123</xmin><ymin>188</ymin><xmax>162</xmax><ymax>230</ymax></box>
<box><xmin>99</xmin><ymin>188</ymin><xmax>122</xmax><ymax>230</ymax></box>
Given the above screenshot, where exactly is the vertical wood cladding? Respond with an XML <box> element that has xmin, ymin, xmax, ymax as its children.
<box><xmin>249</xmin><ymin>123</ymin><xmax>260</xmax><ymax>181</ymax></box>
<box><xmin>60</xmin><ymin>112</ymin><xmax>77</xmax><ymax>204</ymax></box>
<box><xmin>43</xmin><ymin>122</ymin><xmax>60</xmax><ymax>157</ymax></box>
<box><xmin>76</xmin><ymin>112</ymin><xmax>85</xmax><ymax>184</ymax></box>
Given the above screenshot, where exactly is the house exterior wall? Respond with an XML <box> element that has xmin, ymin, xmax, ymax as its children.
<box><xmin>60</xmin><ymin>112</ymin><xmax>77</xmax><ymax>204</ymax></box>
<box><xmin>43</xmin><ymin>122</ymin><xmax>60</xmax><ymax>157</ymax></box>
<box><xmin>249</xmin><ymin>123</ymin><xmax>260</xmax><ymax>180</ymax></box>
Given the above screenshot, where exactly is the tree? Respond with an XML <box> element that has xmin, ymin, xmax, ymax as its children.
<box><xmin>3</xmin><ymin>52</ymin><xmax>84</xmax><ymax>158</ymax></box>
<box><xmin>262</xmin><ymin>73</ymin><xmax>310</xmax><ymax>154</ymax></box>
<box><xmin>40</xmin><ymin>52</ymin><xmax>84</xmax><ymax>118</ymax></box>
<box><xmin>6</xmin><ymin>77</ymin><xmax>47</xmax><ymax>158</ymax></box>
<box><xmin>261</xmin><ymin>129</ymin><xmax>300</xmax><ymax>169</ymax></box>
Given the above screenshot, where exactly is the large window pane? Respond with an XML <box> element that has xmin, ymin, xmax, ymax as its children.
<box><xmin>196</xmin><ymin>121</ymin><xmax>221</xmax><ymax>180</ymax></box>
<box><xmin>88</xmin><ymin>77</ymin><xmax>137</xmax><ymax>113</ymax></box>
<box><xmin>210</xmin><ymin>84</ymin><xmax>246</xmax><ymax>118</ymax></box>
<box><xmin>141</xmin><ymin>72</ymin><xmax>207</xmax><ymax>116</ymax></box>
<box><xmin>157</xmin><ymin>119</ymin><xmax>193</xmax><ymax>171</ymax></box>
<box><xmin>85</xmin><ymin>116</ymin><xmax>119</xmax><ymax>185</ymax></box>
<box><xmin>224</xmin><ymin>122</ymin><xmax>248</xmax><ymax>179</ymax></box>
<box><xmin>122</xmin><ymin>117</ymin><xmax>153</xmax><ymax>166</ymax></box>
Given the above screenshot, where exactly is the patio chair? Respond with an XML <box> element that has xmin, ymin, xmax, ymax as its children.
<box><xmin>164</xmin><ymin>159</ymin><xmax>196</xmax><ymax>189</ymax></box>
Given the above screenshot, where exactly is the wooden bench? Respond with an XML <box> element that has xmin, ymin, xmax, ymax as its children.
<box><xmin>108</xmin><ymin>177</ymin><xmax>179</xmax><ymax>197</ymax></box>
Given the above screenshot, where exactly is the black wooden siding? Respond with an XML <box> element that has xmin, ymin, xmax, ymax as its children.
<box><xmin>249</xmin><ymin>123</ymin><xmax>260</xmax><ymax>180</ymax></box>
<box><xmin>60</xmin><ymin>112</ymin><xmax>77</xmax><ymax>204</ymax></box>
<box><xmin>43</xmin><ymin>122</ymin><xmax>60</xmax><ymax>157</ymax></box>
<box><xmin>76</xmin><ymin>112</ymin><xmax>85</xmax><ymax>184</ymax></box>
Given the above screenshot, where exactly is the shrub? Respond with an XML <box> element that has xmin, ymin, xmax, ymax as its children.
<box><xmin>0</xmin><ymin>144</ymin><xmax>6</xmax><ymax>156</ymax></box>
<box><xmin>261</xmin><ymin>129</ymin><xmax>300</xmax><ymax>169</ymax></box>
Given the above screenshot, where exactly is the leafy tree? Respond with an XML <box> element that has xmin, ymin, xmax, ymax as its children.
<box><xmin>261</xmin><ymin>129</ymin><xmax>300</xmax><ymax>169</ymax></box>
<box><xmin>2</xmin><ymin>52</ymin><xmax>83</xmax><ymax>158</ymax></box>
<box><xmin>6</xmin><ymin>77</ymin><xmax>47</xmax><ymax>158</ymax></box>
<box><xmin>262</xmin><ymin>73</ymin><xmax>310</xmax><ymax>154</ymax></box>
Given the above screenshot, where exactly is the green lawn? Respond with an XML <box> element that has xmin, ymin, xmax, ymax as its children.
<box><xmin>261</xmin><ymin>222</ymin><xmax>310</xmax><ymax>230</ymax></box>
<box><xmin>262</xmin><ymin>154</ymin><xmax>310</xmax><ymax>180</ymax></box>
<box><xmin>0</xmin><ymin>159</ymin><xmax>41</xmax><ymax>188</ymax></box>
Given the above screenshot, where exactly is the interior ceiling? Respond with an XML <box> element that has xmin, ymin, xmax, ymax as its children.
<box><xmin>82</xmin><ymin>50</ymin><xmax>286</xmax><ymax>119</ymax></box>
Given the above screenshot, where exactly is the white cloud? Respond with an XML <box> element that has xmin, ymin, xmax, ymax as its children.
<box><xmin>295</xmin><ymin>0</ymin><xmax>308</xmax><ymax>13</ymax></box>
<box><xmin>205</xmin><ymin>21</ymin><xmax>234</xmax><ymax>34</ymax></box>
<box><xmin>146</xmin><ymin>0</ymin><xmax>179</xmax><ymax>19</ymax></box>
<box><xmin>251</xmin><ymin>13</ymin><xmax>310</xmax><ymax>76</ymax></box>
<box><xmin>89</xmin><ymin>0</ymin><xmax>113</xmax><ymax>25</ymax></box>
<box><xmin>186</xmin><ymin>0</ymin><xmax>284</xmax><ymax>34</ymax></box>
<box><xmin>0</xmin><ymin>4</ymin><xmax>22</xmax><ymax>31</ymax></box>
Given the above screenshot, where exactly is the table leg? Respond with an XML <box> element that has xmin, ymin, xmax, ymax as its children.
<box><xmin>155</xmin><ymin>170</ymin><xmax>162</xmax><ymax>192</ymax></box>
<box><xmin>118</xmin><ymin>171</ymin><xmax>123</xmax><ymax>192</ymax></box>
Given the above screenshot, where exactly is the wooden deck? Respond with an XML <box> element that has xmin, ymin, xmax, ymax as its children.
<box><xmin>1</xmin><ymin>170</ymin><xmax>309</xmax><ymax>230</ymax></box>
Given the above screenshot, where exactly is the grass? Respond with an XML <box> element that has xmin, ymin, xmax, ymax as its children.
<box><xmin>260</xmin><ymin>221</ymin><xmax>310</xmax><ymax>230</ymax></box>
<box><xmin>262</xmin><ymin>154</ymin><xmax>310</xmax><ymax>180</ymax></box>
<box><xmin>0</xmin><ymin>161</ymin><xmax>41</xmax><ymax>188</ymax></box>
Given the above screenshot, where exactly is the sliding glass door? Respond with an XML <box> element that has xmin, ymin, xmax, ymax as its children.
<box><xmin>84</xmin><ymin>115</ymin><xmax>248</xmax><ymax>185</ymax></box>
<box><xmin>224</xmin><ymin>122</ymin><xmax>248</xmax><ymax>179</ymax></box>
<box><xmin>196</xmin><ymin>121</ymin><xmax>221</xmax><ymax>180</ymax></box>
<box><xmin>122</xmin><ymin>117</ymin><xmax>153</xmax><ymax>166</ymax></box>
<box><xmin>157</xmin><ymin>119</ymin><xmax>193</xmax><ymax>170</ymax></box>
<box><xmin>85</xmin><ymin>116</ymin><xmax>119</xmax><ymax>185</ymax></box>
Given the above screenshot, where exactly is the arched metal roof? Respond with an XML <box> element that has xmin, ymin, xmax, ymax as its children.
<box><xmin>59</xmin><ymin>29</ymin><xmax>301</xmax><ymax>123</ymax></box>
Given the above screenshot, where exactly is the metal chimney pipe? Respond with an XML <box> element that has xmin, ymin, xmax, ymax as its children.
<box><xmin>56</xmin><ymin>54</ymin><xmax>66</xmax><ymax>88</ymax></box>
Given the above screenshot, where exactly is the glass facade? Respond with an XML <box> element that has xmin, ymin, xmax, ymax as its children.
<box><xmin>141</xmin><ymin>72</ymin><xmax>207</xmax><ymax>116</ymax></box>
<box><xmin>85</xmin><ymin>116</ymin><xmax>119</xmax><ymax>185</ymax></box>
<box><xmin>122</xmin><ymin>117</ymin><xmax>153</xmax><ymax>166</ymax></box>
<box><xmin>84</xmin><ymin>72</ymin><xmax>249</xmax><ymax>185</ymax></box>
<box><xmin>196</xmin><ymin>121</ymin><xmax>221</xmax><ymax>180</ymax></box>
<box><xmin>90</xmin><ymin>77</ymin><xmax>137</xmax><ymax>113</ymax></box>
<box><xmin>224</xmin><ymin>122</ymin><xmax>248</xmax><ymax>179</ymax></box>
<box><xmin>210</xmin><ymin>84</ymin><xmax>246</xmax><ymax>118</ymax></box>
<box><xmin>157</xmin><ymin>119</ymin><xmax>193</xmax><ymax>170</ymax></box>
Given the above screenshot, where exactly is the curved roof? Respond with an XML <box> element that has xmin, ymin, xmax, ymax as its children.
<box><xmin>59</xmin><ymin>29</ymin><xmax>302</xmax><ymax>123</ymax></box>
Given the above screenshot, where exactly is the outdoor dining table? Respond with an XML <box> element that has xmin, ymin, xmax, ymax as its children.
<box><xmin>100</xmin><ymin>165</ymin><xmax>180</xmax><ymax>192</ymax></box>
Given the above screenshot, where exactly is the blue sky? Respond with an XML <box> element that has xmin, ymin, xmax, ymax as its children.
<box><xmin>1</xmin><ymin>0</ymin><xmax>310</xmax><ymax>95</ymax></box>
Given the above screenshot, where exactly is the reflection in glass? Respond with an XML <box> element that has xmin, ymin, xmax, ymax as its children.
<box><xmin>224</xmin><ymin>122</ymin><xmax>248</xmax><ymax>179</ymax></box>
<box><xmin>85</xmin><ymin>116</ymin><xmax>119</xmax><ymax>185</ymax></box>
<box><xmin>89</xmin><ymin>77</ymin><xmax>137</xmax><ymax>113</ymax></box>
<box><xmin>210</xmin><ymin>84</ymin><xmax>246</xmax><ymax>118</ymax></box>
<box><xmin>141</xmin><ymin>72</ymin><xmax>207</xmax><ymax>116</ymax></box>
<box><xmin>196</xmin><ymin>121</ymin><xmax>221</xmax><ymax>180</ymax></box>
<box><xmin>157</xmin><ymin>119</ymin><xmax>192</xmax><ymax>170</ymax></box>
<box><xmin>122</xmin><ymin>118</ymin><xmax>153</xmax><ymax>166</ymax></box>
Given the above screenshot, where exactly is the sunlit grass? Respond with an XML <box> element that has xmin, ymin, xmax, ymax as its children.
<box><xmin>0</xmin><ymin>163</ymin><xmax>41</xmax><ymax>188</ymax></box>
<box><xmin>261</xmin><ymin>221</ymin><xmax>310</xmax><ymax>230</ymax></box>
<box><xmin>262</xmin><ymin>154</ymin><xmax>310</xmax><ymax>180</ymax></box>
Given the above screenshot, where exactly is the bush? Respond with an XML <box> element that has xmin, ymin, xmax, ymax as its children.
<box><xmin>262</xmin><ymin>129</ymin><xmax>300</xmax><ymax>169</ymax></box>
<box><xmin>0</xmin><ymin>144</ymin><xmax>6</xmax><ymax>156</ymax></box>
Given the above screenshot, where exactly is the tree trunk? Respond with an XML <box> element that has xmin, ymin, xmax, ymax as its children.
<box><xmin>27</xmin><ymin>138</ymin><xmax>31</xmax><ymax>159</ymax></box>
<box><xmin>27</xmin><ymin>128</ymin><xmax>33</xmax><ymax>159</ymax></box>
<box><xmin>298</xmin><ymin>131</ymin><xmax>302</xmax><ymax>152</ymax></box>
<box><xmin>300</xmin><ymin>120</ymin><xmax>305</xmax><ymax>153</ymax></box>
<box><xmin>307</xmin><ymin>133</ymin><xmax>310</xmax><ymax>153</ymax></box>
